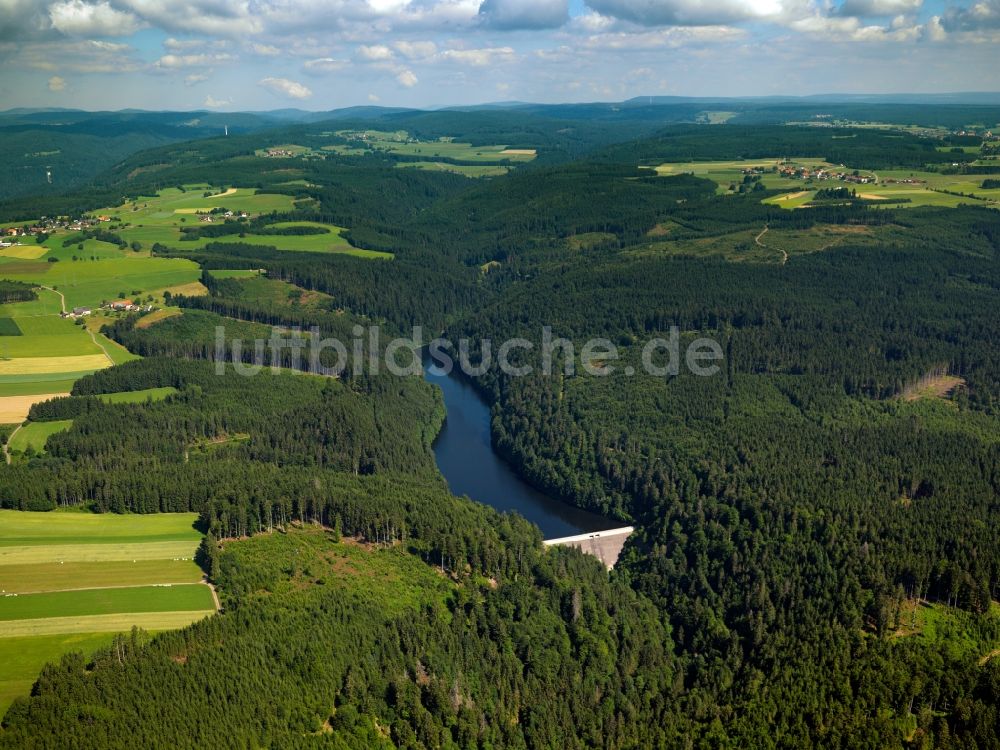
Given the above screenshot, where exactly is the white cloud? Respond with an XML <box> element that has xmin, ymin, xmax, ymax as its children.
<box><xmin>258</xmin><ymin>75</ymin><xmax>313</xmax><ymax>98</ymax></box>
<box><xmin>358</xmin><ymin>44</ymin><xmax>394</xmax><ymax>60</ymax></box>
<box><xmin>582</xmin><ymin>25</ymin><xmax>746</xmax><ymax>49</ymax></box>
<box><xmin>49</xmin><ymin>0</ymin><xmax>145</xmax><ymax>36</ymax></box>
<box><xmin>248</xmin><ymin>42</ymin><xmax>280</xmax><ymax>56</ymax></box>
<box><xmin>941</xmin><ymin>0</ymin><xmax>1000</xmax><ymax>32</ymax></box>
<box><xmin>396</xmin><ymin>68</ymin><xmax>418</xmax><ymax>86</ymax></box>
<box><xmin>184</xmin><ymin>72</ymin><xmax>209</xmax><ymax>84</ymax></box>
<box><xmin>368</xmin><ymin>92</ymin><xmax>380</xmax><ymax>101</ymax></box>
<box><xmin>478</xmin><ymin>0</ymin><xmax>568</xmax><ymax>29</ymax></box>
<box><xmin>303</xmin><ymin>56</ymin><xmax>348</xmax><ymax>73</ymax></box>
<box><xmin>440</xmin><ymin>46</ymin><xmax>516</xmax><ymax>65</ymax></box>
<box><xmin>836</xmin><ymin>0</ymin><xmax>922</xmax><ymax>17</ymax></box>
<box><xmin>48</xmin><ymin>75</ymin><xmax>66</xmax><ymax>91</ymax></box>
<box><xmin>583</xmin><ymin>0</ymin><xmax>788</xmax><ymax>26</ymax></box>
<box><xmin>394</xmin><ymin>40</ymin><xmax>437</xmax><ymax>59</ymax></box>
<box><xmin>153</xmin><ymin>52</ymin><xmax>234</xmax><ymax>69</ymax></box>
<box><xmin>203</xmin><ymin>93</ymin><xmax>231</xmax><ymax>106</ymax></box>
<box><xmin>11</xmin><ymin>39</ymin><xmax>142</xmax><ymax>72</ymax></box>
<box><xmin>117</xmin><ymin>0</ymin><xmax>263</xmax><ymax>36</ymax></box>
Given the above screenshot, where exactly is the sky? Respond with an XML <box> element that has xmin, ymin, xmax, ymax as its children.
<box><xmin>1</xmin><ymin>0</ymin><xmax>999</xmax><ymax>110</ymax></box>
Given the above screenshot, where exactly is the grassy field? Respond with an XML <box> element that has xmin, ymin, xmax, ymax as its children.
<box><xmin>0</xmin><ymin>633</ymin><xmax>116</xmax><ymax>716</ymax></box>
<box><xmin>7</xmin><ymin>419</ymin><xmax>72</xmax><ymax>454</ymax></box>
<box><xmin>96</xmin><ymin>386</ymin><xmax>177</xmax><ymax>404</ymax></box>
<box><xmin>0</xmin><ymin>510</ymin><xmax>211</xmax><ymax>716</ymax></box>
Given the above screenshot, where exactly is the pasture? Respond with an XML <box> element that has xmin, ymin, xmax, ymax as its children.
<box><xmin>0</xmin><ymin>510</ymin><xmax>212</xmax><ymax>715</ymax></box>
<box><xmin>7</xmin><ymin>419</ymin><xmax>72</xmax><ymax>454</ymax></box>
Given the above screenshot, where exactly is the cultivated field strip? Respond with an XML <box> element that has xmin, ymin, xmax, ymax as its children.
<box><xmin>0</xmin><ymin>611</ymin><xmax>216</xmax><ymax>638</ymax></box>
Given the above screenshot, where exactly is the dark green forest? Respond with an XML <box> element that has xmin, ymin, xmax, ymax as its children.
<box><xmin>1</xmin><ymin>109</ymin><xmax>999</xmax><ymax>748</ymax></box>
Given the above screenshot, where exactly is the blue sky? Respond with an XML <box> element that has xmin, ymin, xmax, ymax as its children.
<box><xmin>0</xmin><ymin>0</ymin><xmax>998</xmax><ymax>110</ymax></box>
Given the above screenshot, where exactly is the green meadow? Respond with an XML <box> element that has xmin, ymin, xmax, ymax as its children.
<box><xmin>96</xmin><ymin>386</ymin><xmax>178</xmax><ymax>404</ymax></box>
<box><xmin>7</xmin><ymin>419</ymin><xmax>72</xmax><ymax>454</ymax></box>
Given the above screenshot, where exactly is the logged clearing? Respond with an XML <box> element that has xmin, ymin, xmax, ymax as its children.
<box><xmin>0</xmin><ymin>393</ymin><xmax>68</xmax><ymax>423</ymax></box>
<box><xmin>0</xmin><ymin>354</ymin><xmax>110</xmax><ymax>375</ymax></box>
<box><xmin>902</xmin><ymin>375</ymin><xmax>965</xmax><ymax>402</ymax></box>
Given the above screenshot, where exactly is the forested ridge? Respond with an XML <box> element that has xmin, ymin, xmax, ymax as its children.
<box><xmin>1</xmin><ymin>114</ymin><xmax>1000</xmax><ymax>747</ymax></box>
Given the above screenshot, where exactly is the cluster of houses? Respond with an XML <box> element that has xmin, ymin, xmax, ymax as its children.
<box><xmin>763</xmin><ymin>165</ymin><xmax>875</xmax><ymax>184</ymax></box>
<box><xmin>262</xmin><ymin>148</ymin><xmax>298</xmax><ymax>158</ymax></box>
<box><xmin>3</xmin><ymin>214</ymin><xmax>112</xmax><ymax>239</ymax></box>
<box><xmin>61</xmin><ymin>306</ymin><xmax>92</xmax><ymax>319</ymax></box>
<box><xmin>198</xmin><ymin>209</ymin><xmax>249</xmax><ymax>224</ymax></box>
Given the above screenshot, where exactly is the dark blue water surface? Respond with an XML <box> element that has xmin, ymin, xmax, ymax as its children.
<box><xmin>423</xmin><ymin>360</ymin><xmax>611</xmax><ymax>538</ymax></box>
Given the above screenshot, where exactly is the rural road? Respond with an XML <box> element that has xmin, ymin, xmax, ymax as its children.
<box><xmin>87</xmin><ymin>328</ymin><xmax>116</xmax><ymax>367</ymax></box>
<box><xmin>3</xmin><ymin>423</ymin><xmax>22</xmax><ymax>465</ymax></box>
<box><xmin>39</xmin><ymin>285</ymin><xmax>66</xmax><ymax>314</ymax></box>
<box><xmin>755</xmin><ymin>224</ymin><xmax>787</xmax><ymax>265</ymax></box>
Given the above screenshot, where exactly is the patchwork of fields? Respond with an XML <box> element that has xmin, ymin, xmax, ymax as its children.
<box><xmin>0</xmin><ymin>510</ymin><xmax>214</xmax><ymax>715</ymax></box>
<box><xmin>0</xmin><ymin>184</ymin><xmax>388</xmax><ymax>418</ymax></box>
<box><xmin>650</xmin><ymin>158</ymin><xmax>1000</xmax><ymax>210</ymax></box>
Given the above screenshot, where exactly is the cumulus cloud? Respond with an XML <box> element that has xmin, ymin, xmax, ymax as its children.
<box><xmin>258</xmin><ymin>75</ymin><xmax>312</xmax><ymax>98</ymax></box>
<box><xmin>184</xmin><ymin>72</ymin><xmax>209</xmax><ymax>84</ymax></box>
<box><xmin>48</xmin><ymin>75</ymin><xmax>66</xmax><ymax>91</ymax></box>
<box><xmin>49</xmin><ymin>0</ymin><xmax>145</xmax><ymax>36</ymax></box>
<box><xmin>248</xmin><ymin>42</ymin><xmax>280</xmax><ymax>56</ymax></box>
<box><xmin>583</xmin><ymin>0</ymin><xmax>787</xmax><ymax>26</ymax></box>
<box><xmin>303</xmin><ymin>56</ymin><xmax>348</xmax><ymax>73</ymax></box>
<box><xmin>203</xmin><ymin>93</ymin><xmax>231</xmax><ymax>106</ymax></box>
<box><xmin>396</xmin><ymin>68</ymin><xmax>418</xmax><ymax>86</ymax></box>
<box><xmin>153</xmin><ymin>52</ymin><xmax>235</xmax><ymax>69</ymax></box>
<box><xmin>940</xmin><ymin>0</ymin><xmax>1000</xmax><ymax>31</ymax></box>
<box><xmin>358</xmin><ymin>43</ymin><xmax>395</xmax><ymax>60</ymax></box>
<box><xmin>394</xmin><ymin>40</ymin><xmax>437</xmax><ymax>59</ymax></box>
<box><xmin>117</xmin><ymin>0</ymin><xmax>263</xmax><ymax>36</ymax></box>
<box><xmin>440</xmin><ymin>45</ymin><xmax>516</xmax><ymax>65</ymax></box>
<box><xmin>836</xmin><ymin>0</ymin><xmax>922</xmax><ymax>17</ymax></box>
<box><xmin>478</xmin><ymin>0</ymin><xmax>568</xmax><ymax>29</ymax></box>
<box><xmin>12</xmin><ymin>38</ymin><xmax>142</xmax><ymax>72</ymax></box>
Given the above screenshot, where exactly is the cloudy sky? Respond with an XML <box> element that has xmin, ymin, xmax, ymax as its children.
<box><xmin>1</xmin><ymin>0</ymin><xmax>999</xmax><ymax>110</ymax></box>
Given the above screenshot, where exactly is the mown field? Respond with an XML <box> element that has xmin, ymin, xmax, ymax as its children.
<box><xmin>0</xmin><ymin>510</ymin><xmax>212</xmax><ymax>716</ymax></box>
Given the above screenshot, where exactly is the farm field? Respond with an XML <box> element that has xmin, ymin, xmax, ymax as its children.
<box><xmin>0</xmin><ymin>510</ymin><xmax>212</xmax><ymax>715</ymax></box>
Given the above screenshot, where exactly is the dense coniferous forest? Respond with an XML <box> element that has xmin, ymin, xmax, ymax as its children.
<box><xmin>1</xmin><ymin>107</ymin><xmax>999</xmax><ymax>748</ymax></box>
